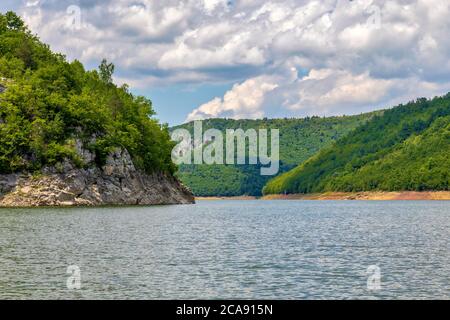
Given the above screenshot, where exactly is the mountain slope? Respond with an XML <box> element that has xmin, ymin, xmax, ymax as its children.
<box><xmin>0</xmin><ymin>11</ymin><xmax>176</xmax><ymax>175</ymax></box>
<box><xmin>263</xmin><ymin>94</ymin><xmax>450</xmax><ymax>194</ymax></box>
<box><xmin>172</xmin><ymin>114</ymin><xmax>379</xmax><ymax>196</ymax></box>
<box><xmin>0</xmin><ymin>12</ymin><xmax>193</xmax><ymax>205</ymax></box>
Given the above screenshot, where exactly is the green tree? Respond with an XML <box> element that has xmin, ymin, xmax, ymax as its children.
<box><xmin>99</xmin><ymin>59</ymin><xmax>115</xmax><ymax>84</ymax></box>
<box><xmin>5</xmin><ymin>11</ymin><xmax>25</xmax><ymax>31</ymax></box>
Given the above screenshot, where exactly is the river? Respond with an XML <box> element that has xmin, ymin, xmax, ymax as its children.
<box><xmin>0</xmin><ymin>200</ymin><xmax>449</xmax><ymax>299</ymax></box>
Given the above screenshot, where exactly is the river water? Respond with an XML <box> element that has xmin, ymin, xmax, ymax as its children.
<box><xmin>0</xmin><ymin>200</ymin><xmax>448</xmax><ymax>299</ymax></box>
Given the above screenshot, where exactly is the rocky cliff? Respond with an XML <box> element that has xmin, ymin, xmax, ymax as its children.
<box><xmin>0</xmin><ymin>147</ymin><xmax>194</xmax><ymax>207</ymax></box>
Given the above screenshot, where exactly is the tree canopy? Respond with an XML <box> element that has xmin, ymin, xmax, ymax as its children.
<box><xmin>0</xmin><ymin>12</ymin><xmax>176</xmax><ymax>175</ymax></box>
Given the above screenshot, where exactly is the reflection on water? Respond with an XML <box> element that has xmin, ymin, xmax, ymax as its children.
<box><xmin>0</xmin><ymin>200</ymin><xmax>449</xmax><ymax>299</ymax></box>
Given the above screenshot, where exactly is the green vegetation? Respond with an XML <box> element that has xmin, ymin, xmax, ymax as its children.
<box><xmin>0</xmin><ymin>12</ymin><xmax>176</xmax><ymax>175</ymax></box>
<box><xmin>172</xmin><ymin>114</ymin><xmax>378</xmax><ymax>196</ymax></box>
<box><xmin>264</xmin><ymin>95</ymin><xmax>450</xmax><ymax>194</ymax></box>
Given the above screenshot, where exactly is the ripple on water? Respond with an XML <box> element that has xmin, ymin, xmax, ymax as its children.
<box><xmin>0</xmin><ymin>200</ymin><xmax>449</xmax><ymax>299</ymax></box>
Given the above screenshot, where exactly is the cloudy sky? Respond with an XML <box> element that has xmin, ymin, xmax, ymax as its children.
<box><xmin>1</xmin><ymin>0</ymin><xmax>449</xmax><ymax>125</ymax></box>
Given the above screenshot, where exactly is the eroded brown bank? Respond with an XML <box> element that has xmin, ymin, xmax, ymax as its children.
<box><xmin>262</xmin><ymin>191</ymin><xmax>450</xmax><ymax>200</ymax></box>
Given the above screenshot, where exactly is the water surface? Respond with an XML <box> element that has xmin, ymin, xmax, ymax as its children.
<box><xmin>0</xmin><ymin>200</ymin><xmax>449</xmax><ymax>299</ymax></box>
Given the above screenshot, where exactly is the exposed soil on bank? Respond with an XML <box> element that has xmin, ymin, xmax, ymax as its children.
<box><xmin>195</xmin><ymin>196</ymin><xmax>258</xmax><ymax>201</ymax></box>
<box><xmin>261</xmin><ymin>191</ymin><xmax>450</xmax><ymax>200</ymax></box>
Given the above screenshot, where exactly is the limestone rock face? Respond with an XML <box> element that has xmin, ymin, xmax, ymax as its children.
<box><xmin>0</xmin><ymin>148</ymin><xmax>194</xmax><ymax>207</ymax></box>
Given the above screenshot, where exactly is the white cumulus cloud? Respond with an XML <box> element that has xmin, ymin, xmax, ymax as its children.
<box><xmin>11</xmin><ymin>0</ymin><xmax>450</xmax><ymax>121</ymax></box>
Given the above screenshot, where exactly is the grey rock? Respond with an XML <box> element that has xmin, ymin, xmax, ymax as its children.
<box><xmin>74</xmin><ymin>139</ymin><xmax>95</xmax><ymax>164</ymax></box>
<box><xmin>0</xmin><ymin>148</ymin><xmax>194</xmax><ymax>207</ymax></box>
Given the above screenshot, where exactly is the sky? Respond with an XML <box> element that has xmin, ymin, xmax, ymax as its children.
<box><xmin>1</xmin><ymin>0</ymin><xmax>450</xmax><ymax>126</ymax></box>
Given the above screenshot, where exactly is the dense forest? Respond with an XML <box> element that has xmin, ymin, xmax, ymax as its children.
<box><xmin>171</xmin><ymin>114</ymin><xmax>378</xmax><ymax>196</ymax></box>
<box><xmin>0</xmin><ymin>12</ymin><xmax>176</xmax><ymax>175</ymax></box>
<box><xmin>263</xmin><ymin>94</ymin><xmax>450</xmax><ymax>194</ymax></box>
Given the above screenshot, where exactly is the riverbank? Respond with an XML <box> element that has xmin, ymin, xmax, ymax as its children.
<box><xmin>195</xmin><ymin>196</ymin><xmax>257</xmax><ymax>201</ymax></box>
<box><xmin>262</xmin><ymin>191</ymin><xmax>450</xmax><ymax>200</ymax></box>
<box><xmin>196</xmin><ymin>191</ymin><xmax>450</xmax><ymax>201</ymax></box>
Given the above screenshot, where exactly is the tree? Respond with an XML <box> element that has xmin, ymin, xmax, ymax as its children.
<box><xmin>5</xmin><ymin>11</ymin><xmax>25</xmax><ymax>31</ymax></box>
<box><xmin>0</xmin><ymin>14</ymin><xmax>7</xmax><ymax>34</ymax></box>
<box><xmin>99</xmin><ymin>59</ymin><xmax>115</xmax><ymax>84</ymax></box>
<box><xmin>16</xmin><ymin>39</ymin><xmax>35</xmax><ymax>69</ymax></box>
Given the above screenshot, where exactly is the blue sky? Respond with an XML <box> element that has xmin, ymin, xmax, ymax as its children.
<box><xmin>135</xmin><ymin>83</ymin><xmax>234</xmax><ymax>125</ymax></box>
<box><xmin>2</xmin><ymin>0</ymin><xmax>450</xmax><ymax>126</ymax></box>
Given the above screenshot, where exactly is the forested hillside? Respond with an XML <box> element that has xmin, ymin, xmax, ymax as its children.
<box><xmin>264</xmin><ymin>94</ymin><xmax>450</xmax><ymax>194</ymax></box>
<box><xmin>172</xmin><ymin>114</ymin><xmax>378</xmax><ymax>196</ymax></box>
<box><xmin>0</xmin><ymin>12</ymin><xmax>176</xmax><ymax>175</ymax></box>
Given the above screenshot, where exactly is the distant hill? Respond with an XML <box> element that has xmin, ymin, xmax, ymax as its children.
<box><xmin>263</xmin><ymin>94</ymin><xmax>450</xmax><ymax>195</ymax></box>
<box><xmin>171</xmin><ymin>114</ymin><xmax>379</xmax><ymax>196</ymax></box>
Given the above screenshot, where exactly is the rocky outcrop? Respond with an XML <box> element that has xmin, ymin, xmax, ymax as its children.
<box><xmin>0</xmin><ymin>148</ymin><xmax>194</xmax><ymax>207</ymax></box>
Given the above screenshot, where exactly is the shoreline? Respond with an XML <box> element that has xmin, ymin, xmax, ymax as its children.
<box><xmin>195</xmin><ymin>196</ymin><xmax>258</xmax><ymax>201</ymax></box>
<box><xmin>196</xmin><ymin>191</ymin><xmax>450</xmax><ymax>201</ymax></box>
